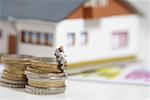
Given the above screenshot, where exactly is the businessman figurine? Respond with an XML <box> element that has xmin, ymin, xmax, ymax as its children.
<box><xmin>54</xmin><ymin>46</ymin><xmax>67</xmax><ymax>72</ymax></box>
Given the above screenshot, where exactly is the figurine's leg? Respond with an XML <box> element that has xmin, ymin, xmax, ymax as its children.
<box><xmin>57</xmin><ymin>62</ymin><xmax>61</xmax><ymax>70</ymax></box>
<box><xmin>57</xmin><ymin>62</ymin><xmax>63</xmax><ymax>72</ymax></box>
<box><xmin>60</xmin><ymin>67</ymin><xmax>64</xmax><ymax>73</ymax></box>
<box><xmin>58</xmin><ymin>63</ymin><xmax>64</xmax><ymax>72</ymax></box>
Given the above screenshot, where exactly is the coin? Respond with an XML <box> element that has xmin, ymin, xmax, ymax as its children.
<box><xmin>1</xmin><ymin>54</ymin><xmax>34</xmax><ymax>63</ymax></box>
<box><xmin>25</xmin><ymin>70</ymin><xmax>66</xmax><ymax>77</ymax></box>
<box><xmin>26</xmin><ymin>75</ymin><xmax>67</xmax><ymax>82</ymax></box>
<box><xmin>2</xmin><ymin>75</ymin><xmax>26</xmax><ymax>81</ymax></box>
<box><xmin>30</xmin><ymin>57</ymin><xmax>57</xmax><ymax>65</ymax></box>
<box><xmin>25</xmin><ymin>70</ymin><xmax>67</xmax><ymax>80</ymax></box>
<box><xmin>0</xmin><ymin>54</ymin><xmax>34</xmax><ymax>82</ymax></box>
<box><xmin>25</xmin><ymin>85</ymin><xmax>66</xmax><ymax>95</ymax></box>
<box><xmin>5</xmin><ymin>63</ymin><xmax>25</xmax><ymax>71</ymax></box>
<box><xmin>3</xmin><ymin>69</ymin><xmax>24</xmax><ymax>76</ymax></box>
<box><xmin>0</xmin><ymin>81</ymin><xmax>25</xmax><ymax>88</ymax></box>
<box><xmin>0</xmin><ymin>54</ymin><xmax>68</xmax><ymax>94</ymax></box>
<box><xmin>2</xmin><ymin>70</ymin><xmax>26</xmax><ymax>81</ymax></box>
<box><xmin>27</xmin><ymin>80</ymin><xmax>65</xmax><ymax>88</ymax></box>
<box><xmin>30</xmin><ymin>57</ymin><xmax>63</xmax><ymax>72</ymax></box>
<box><xmin>26</xmin><ymin>65</ymin><xmax>61</xmax><ymax>73</ymax></box>
<box><xmin>4</xmin><ymin>68</ymin><xmax>24</xmax><ymax>75</ymax></box>
<box><xmin>0</xmin><ymin>77</ymin><xmax>26</xmax><ymax>85</ymax></box>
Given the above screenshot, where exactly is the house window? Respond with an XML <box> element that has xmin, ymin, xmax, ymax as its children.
<box><xmin>112</xmin><ymin>31</ymin><xmax>128</xmax><ymax>48</ymax></box>
<box><xmin>22</xmin><ymin>31</ymin><xmax>32</xmax><ymax>43</ymax></box>
<box><xmin>45</xmin><ymin>33</ymin><xmax>53</xmax><ymax>46</ymax></box>
<box><xmin>32</xmin><ymin>32</ymin><xmax>37</xmax><ymax>44</ymax></box>
<box><xmin>21</xmin><ymin>31</ymin><xmax>25</xmax><ymax>42</ymax></box>
<box><xmin>80</xmin><ymin>32</ymin><xmax>88</xmax><ymax>45</ymax></box>
<box><xmin>48</xmin><ymin>34</ymin><xmax>53</xmax><ymax>46</ymax></box>
<box><xmin>37</xmin><ymin>33</ymin><xmax>40</xmax><ymax>44</ymax></box>
<box><xmin>85</xmin><ymin>0</ymin><xmax>107</xmax><ymax>7</ymax></box>
<box><xmin>84</xmin><ymin>0</ymin><xmax>97</xmax><ymax>7</ymax></box>
<box><xmin>40</xmin><ymin>33</ymin><xmax>46</xmax><ymax>45</ymax></box>
<box><xmin>21</xmin><ymin>31</ymin><xmax>53</xmax><ymax>46</ymax></box>
<box><xmin>98</xmin><ymin>0</ymin><xmax>108</xmax><ymax>6</ymax></box>
<box><xmin>67</xmin><ymin>33</ymin><xmax>75</xmax><ymax>46</ymax></box>
<box><xmin>24</xmin><ymin>31</ymin><xmax>30</xmax><ymax>43</ymax></box>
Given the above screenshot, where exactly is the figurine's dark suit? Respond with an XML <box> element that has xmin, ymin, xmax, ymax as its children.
<box><xmin>54</xmin><ymin>48</ymin><xmax>67</xmax><ymax>72</ymax></box>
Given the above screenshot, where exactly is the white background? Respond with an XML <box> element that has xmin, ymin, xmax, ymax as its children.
<box><xmin>0</xmin><ymin>79</ymin><xmax>149</xmax><ymax>100</ymax></box>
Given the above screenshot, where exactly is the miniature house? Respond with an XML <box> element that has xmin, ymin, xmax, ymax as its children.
<box><xmin>0</xmin><ymin>0</ymin><xmax>141</xmax><ymax>67</ymax></box>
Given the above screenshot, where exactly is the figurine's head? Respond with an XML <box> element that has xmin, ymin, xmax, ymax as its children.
<box><xmin>59</xmin><ymin>45</ymin><xmax>64</xmax><ymax>53</ymax></box>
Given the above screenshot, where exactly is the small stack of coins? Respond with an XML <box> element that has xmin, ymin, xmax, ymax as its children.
<box><xmin>0</xmin><ymin>54</ymin><xmax>34</xmax><ymax>88</ymax></box>
<box><xmin>25</xmin><ymin>57</ymin><xmax>68</xmax><ymax>95</ymax></box>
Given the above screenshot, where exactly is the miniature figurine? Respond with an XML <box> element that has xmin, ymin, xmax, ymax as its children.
<box><xmin>54</xmin><ymin>46</ymin><xmax>67</xmax><ymax>72</ymax></box>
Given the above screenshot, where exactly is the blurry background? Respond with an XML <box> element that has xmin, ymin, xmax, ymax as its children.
<box><xmin>0</xmin><ymin>0</ymin><xmax>149</xmax><ymax>66</ymax></box>
<box><xmin>128</xmin><ymin>0</ymin><xmax>149</xmax><ymax>65</ymax></box>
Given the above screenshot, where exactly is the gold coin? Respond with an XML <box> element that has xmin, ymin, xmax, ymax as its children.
<box><xmin>1</xmin><ymin>54</ymin><xmax>34</xmax><ymax>62</ymax></box>
<box><xmin>26</xmin><ymin>67</ymin><xmax>58</xmax><ymax>74</ymax></box>
<box><xmin>2</xmin><ymin>70</ymin><xmax>26</xmax><ymax>81</ymax></box>
<box><xmin>2</xmin><ymin>74</ymin><xmax>26</xmax><ymax>81</ymax></box>
<box><xmin>27</xmin><ymin>64</ymin><xmax>61</xmax><ymax>73</ymax></box>
<box><xmin>1</xmin><ymin>55</ymin><xmax>34</xmax><ymax>69</ymax></box>
<box><xmin>3</xmin><ymin>70</ymin><xmax>24</xmax><ymax>77</ymax></box>
<box><xmin>5</xmin><ymin>65</ymin><xmax>25</xmax><ymax>70</ymax></box>
<box><xmin>36</xmin><ymin>67</ymin><xmax>60</xmax><ymax>73</ymax></box>
<box><xmin>31</xmin><ymin>57</ymin><xmax>57</xmax><ymax>64</ymax></box>
<box><xmin>28</xmin><ymin>80</ymin><xmax>65</xmax><ymax>88</ymax></box>
<box><xmin>3</xmin><ymin>69</ymin><xmax>24</xmax><ymax>75</ymax></box>
<box><xmin>31</xmin><ymin>63</ymin><xmax>58</xmax><ymax>69</ymax></box>
<box><xmin>30</xmin><ymin>57</ymin><xmax>58</xmax><ymax>68</ymax></box>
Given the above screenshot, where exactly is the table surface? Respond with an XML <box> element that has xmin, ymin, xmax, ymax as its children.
<box><xmin>0</xmin><ymin>77</ymin><xmax>149</xmax><ymax>100</ymax></box>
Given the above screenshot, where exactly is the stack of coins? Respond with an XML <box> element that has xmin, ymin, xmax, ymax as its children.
<box><xmin>25</xmin><ymin>57</ymin><xmax>68</xmax><ymax>95</ymax></box>
<box><xmin>0</xmin><ymin>54</ymin><xmax>34</xmax><ymax>88</ymax></box>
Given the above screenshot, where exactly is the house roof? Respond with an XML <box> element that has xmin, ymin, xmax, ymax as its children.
<box><xmin>0</xmin><ymin>0</ymin><xmax>140</xmax><ymax>22</ymax></box>
<box><xmin>116</xmin><ymin>0</ymin><xmax>142</xmax><ymax>15</ymax></box>
<box><xmin>0</xmin><ymin>0</ymin><xmax>85</xmax><ymax>22</ymax></box>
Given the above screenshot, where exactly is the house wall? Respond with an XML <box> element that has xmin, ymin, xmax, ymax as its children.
<box><xmin>17</xmin><ymin>21</ymin><xmax>57</xmax><ymax>57</ymax></box>
<box><xmin>0</xmin><ymin>21</ymin><xmax>16</xmax><ymax>54</ymax></box>
<box><xmin>56</xmin><ymin>14</ymin><xmax>139</xmax><ymax>64</ymax></box>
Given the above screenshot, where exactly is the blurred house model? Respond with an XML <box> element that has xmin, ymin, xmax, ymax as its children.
<box><xmin>0</xmin><ymin>0</ymin><xmax>141</xmax><ymax>67</ymax></box>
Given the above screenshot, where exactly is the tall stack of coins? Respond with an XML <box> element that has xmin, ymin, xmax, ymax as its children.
<box><xmin>25</xmin><ymin>57</ymin><xmax>68</xmax><ymax>95</ymax></box>
<box><xmin>0</xmin><ymin>54</ymin><xmax>34</xmax><ymax>88</ymax></box>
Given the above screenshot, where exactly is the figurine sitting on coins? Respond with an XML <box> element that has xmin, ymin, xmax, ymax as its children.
<box><xmin>54</xmin><ymin>46</ymin><xmax>67</xmax><ymax>72</ymax></box>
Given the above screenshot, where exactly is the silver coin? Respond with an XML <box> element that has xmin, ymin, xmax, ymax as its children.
<box><xmin>25</xmin><ymin>70</ymin><xmax>67</xmax><ymax>77</ymax></box>
<box><xmin>0</xmin><ymin>81</ymin><xmax>25</xmax><ymax>88</ymax></box>
<box><xmin>25</xmin><ymin>85</ymin><xmax>66</xmax><ymax>95</ymax></box>
<box><xmin>0</xmin><ymin>77</ymin><xmax>26</xmax><ymax>85</ymax></box>
<box><xmin>26</xmin><ymin>74</ymin><xmax>68</xmax><ymax>82</ymax></box>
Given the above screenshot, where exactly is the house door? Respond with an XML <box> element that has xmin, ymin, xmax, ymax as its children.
<box><xmin>8</xmin><ymin>35</ymin><xmax>17</xmax><ymax>54</ymax></box>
